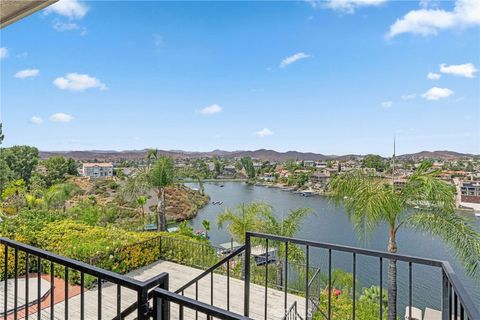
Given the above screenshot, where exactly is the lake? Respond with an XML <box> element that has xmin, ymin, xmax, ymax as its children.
<box><xmin>185</xmin><ymin>182</ymin><xmax>480</xmax><ymax>313</ymax></box>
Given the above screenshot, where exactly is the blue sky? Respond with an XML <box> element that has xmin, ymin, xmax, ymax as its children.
<box><xmin>0</xmin><ymin>0</ymin><xmax>479</xmax><ymax>156</ymax></box>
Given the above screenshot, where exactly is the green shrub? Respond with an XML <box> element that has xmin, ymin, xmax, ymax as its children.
<box><xmin>315</xmin><ymin>289</ymin><xmax>388</xmax><ymax>320</ymax></box>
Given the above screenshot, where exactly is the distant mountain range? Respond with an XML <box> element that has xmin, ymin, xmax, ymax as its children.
<box><xmin>38</xmin><ymin>149</ymin><xmax>478</xmax><ymax>161</ymax></box>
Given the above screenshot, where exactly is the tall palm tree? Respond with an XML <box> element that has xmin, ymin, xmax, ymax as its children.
<box><xmin>329</xmin><ymin>161</ymin><xmax>480</xmax><ymax>320</ymax></box>
<box><xmin>217</xmin><ymin>202</ymin><xmax>269</xmax><ymax>243</ymax></box>
<box><xmin>121</xmin><ymin>157</ymin><xmax>176</xmax><ymax>231</ymax></box>
<box><xmin>148</xmin><ymin>157</ymin><xmax>176</xmax><ymax>231</ymax></box>
<box><xmin>259</xmin><ymin>206</ymin><xmax>313</xmax><ymax>286</ymax></box>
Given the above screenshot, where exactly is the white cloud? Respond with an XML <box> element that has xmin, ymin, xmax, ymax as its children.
<box><xmin>255</xmin><ymin>128</ymin><xmax>274</xmax><ymax>137</ymax></box>
<box><xmin>0</xmin><ymin>47</ymin><xmax>7</xmax><ymax>59</ymax></box>
<box><xmin>401</xmin><ymin>93</ymin><xmax>416</xmax><ymax>100</ymax></box>
<box><xmin>50</xmin><ymin>113</ymin><xmax>74</xmax><ymax>123</ymax></box>
<box><xmin>440</xmin><ymin>63</ymin><xmax>477</xmax><ymax>78</ymax></box>
<box><xmin>53</xmin><ymin>21</ymin><xmax>80</xmax><ymax>31</ymax></box>
<box><xmin>387</xmin><ymin>0</ymin><xmax>480</xmax><ymax>38</ymax></box>
<box><xmin>200</xmin><ymin>104</ymin><xmax>222</xmax><ymax>115</ymax></box>
<box><xmin>14</xmin><ymin>69</ymin><xmax>40</xmax><ymax>79</ymax></box>
<box><xmin>30</xmin><ymin>116</ymin><xmax>44</xmax><ymax>125</ymax></box>
<box><xmin>280</xmin><ymin>52</ymin><xmax>311</xmax><ymax>68</ymax></box>
<box><xmin>308</xmin><ymin>0</ymin><xmax>386</xmax><ymax>13</ymax></box>
<box><xmin>422</xmin><ymin>87</ymin><xmax>454</xmax><ymax>100</ymax></box>
<box><xmin>52</xmin><ymin>20</ymin><xmax>87</xmax><ymax>35</ymax></box>
<box><xmin>381</xmin><ymin>101</ymin><xmax>393</xmax><ymax>108</ymax></box>
<box><xmin>427</xmin><ymin>72</ymin><xmax>441</xmax><ymax>80</ymax></box>
<box><xmin>53</xmin><ymin>73</ymin><xmax>107</xmax><ymax>91</ymax></box>
<box><xmin>44</xmin><ymin>0</ymin><xmax>88</xmax><ymax>19</ymax></box>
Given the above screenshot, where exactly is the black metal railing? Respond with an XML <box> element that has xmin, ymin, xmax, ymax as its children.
<box><xmin>306</xmin><ymin>267</ymin><xmax>322</xmax><ymax>318</ymax></box>
<box><xmin>153</xmin><ymin>287</ymin><xmax>250</xmax><ymax>320</ymax></box>
<box><xmin>175</xmin><ymin>245</ymin><xmax>245</xmax><ymax>314</ymax></box>
<box><xmin>243</xmin><ymin>232</ymin><xmax>480</xmax><ymax>320</ymax></box>
<box><xmin>0</xmin><ymin>237</ymin><xmax>168</xmax><ymax>320</ymax></box>
<box><xmin>0</xmin><ymin>236</ymin><xmax>251</xmax><ymax>320</ymax></box>
<box><xmin>282</xmin><ymin>301</ymin><xmax>303</xmax><ymax>320</ymax></box>
<box><xmin>2</xmin><ymin>233</ymin><xmax>479</xmax><ymax>320</ymax></box>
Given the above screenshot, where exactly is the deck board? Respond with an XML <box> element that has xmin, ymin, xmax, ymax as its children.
<box><xmin>2</xmin><ymin>260</ymin><xmax>304</xmax><ymax>319</ymax></box>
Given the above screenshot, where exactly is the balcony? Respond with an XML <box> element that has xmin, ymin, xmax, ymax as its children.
<box><xmin>0</xmin><ymin>232</ymin><xmax>478</xmax><ymax>320</ymax></box>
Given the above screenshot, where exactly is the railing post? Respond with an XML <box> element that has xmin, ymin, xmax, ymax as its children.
<box><xmin>244</xmin><ymin>232</ymin><xmax>251</xmax><ymax>317</ymax></box>
<box><xmin>442</xmin><ymin>269</ymin><xmax>450</xmax><ymax>320</ymax></box>
<box><xmin>153</xmin><ymin>274</ymin><xmax>170</xmax><ymax>320</ymax></box>
<box><xmin>137</xmin><ymin>286</ymin><xmax>149</xmax><ymax>320</ymax></box>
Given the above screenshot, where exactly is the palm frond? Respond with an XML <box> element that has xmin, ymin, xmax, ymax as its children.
<box><xmin>281</xmin><ymin>208</ymin><xmax>314</xmax><ymax>237</ymax></box>
<box><xmin>120</xmin><ymin>170</ymin><xmax>150</xmax><ymax>201</ymax></box>
<box><xmin>217</xmin><ymin>203</ymin><xmax>267</xmax><ymax>243</ymax></box>
<box><xmin>405</xmin><ymin>211</ymin><xmax>480</xmax><ymax>282</ymax></box>
<box><xmin>402</xmin><ymin>168</ymin><xmax>455</xmax><ymax>213</ymax></box>
<box><xmin>329</xmin><ymin>170</ymin><xmax>401</xmax><ymax>240</ymax></box>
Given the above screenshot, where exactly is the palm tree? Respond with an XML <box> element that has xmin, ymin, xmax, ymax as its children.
<box><xmin>44</xmin><ymin>182</ymin><xmax>79</xmax><ymax>212</ymax></box>
<box><xmin>136</xmin><ymin>195</ymin><xmax>147</xmax><ymax>224</ymax></box>
<box><xmin>202</xmin><ymin>219</ymin><xmax>211</xmax><ymax>238</ymax></box>
<box><xmin>259</xmin><ymin>206</ymin><xmax>313</xmax><ymax>286</ymax></box>
<box><xmin>25</xmin><ymin>194</ymin><xmax>44</xmax><ymax>209</ymax></box>
<box><xmin>329</xmin><ymin>161</ymin><xmax>480</xmax><ymax>320</ymax></box>
<box><xmin>56</xmin><ymin>183</ymin><xmax>79</xmax><ymax>212</ymax></box>
<box><xmin>217</xmin><ymin>202</ymin><xmax>269</xmax><ymax>280</ymax></box>
<box><xmin>148</xmin><ymin>157</ymin><xmax>176</xmax><ymax>231</ymax></box>
<box><xmin>146</xmin><ymin>148</ymin><xmax>158</xmax><ymax>167</ymax></box>
<box><xmin>121</xmin><ymin>157</ymin><xmax>176</xmax><ymax>231</ymax></box>
<box><xmin>196</xmin><ymin>175</ymin><xmax>205</xmax><ymax>196</ymax></box>
<box><xmin>217</xmin><ymin>202</ymin><xmax>269</xmax><ymax>243</ymax></box>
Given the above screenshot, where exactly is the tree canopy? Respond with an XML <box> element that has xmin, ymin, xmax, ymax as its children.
<box><xmin>3</xmin><ymin>145</ymin><xmax>39</xmax><ymax>183</ymax></box>
<box><xmin>361</xmin><ymin>154</ymin><xmax>387</xmax><ymax>172</ymax></box>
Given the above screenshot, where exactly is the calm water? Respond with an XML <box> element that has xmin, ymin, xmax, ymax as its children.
<box><xmin>185</xmin><ymin>182</ymin><xmax>480</xmax><ymax>313</ymax></box>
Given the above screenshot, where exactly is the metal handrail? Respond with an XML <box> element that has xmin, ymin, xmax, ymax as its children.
<box><xmin>245</xmin><ymin>232</ymin><xmax>480</xmax><ymax>320</ymax></box>
<box><xmin>175</xmin><ymin>245</ymin><xmax>245</xmax><ymax>293</ymax></box>
<box><xmin>153</xmin><ymin>287</ymin><xmax>251</xmax><ymax>320</ymax></box>
<box><xmin>0</xmin><ymin>237</ymin><xmax>169</xmax><ymax>320</ymax></box>
<box><xmin>441</xmin><ymin>262</ymin><xmax>480</xmax><ymax>319</ymax></box>
<box><xmin>112</xmin><ymin>273</ymin><xmax>170</xmax><ymax>320</ymax></box>
<box><xmin>0</xmin><ymin>237</ymin><xmax>145</xmax><ymax>291</ymax></box>
<box><xmin>282</xmin><ymin>301</ymin><xmax>303</xmax><ymax>320</ymax></box>
<box><xmin>247</xmin><ymin>232</ymin><xmax>444</xmax><ymax>267</ymax></box>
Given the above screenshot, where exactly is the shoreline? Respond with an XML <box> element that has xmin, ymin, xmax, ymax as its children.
<box><xmin>186</xmin><ymin>180</ymin><xmax>480</xmax><ymax>216</ymax></box>
<box><xmin>181</xmin><ymin>178</ymin><xmax>248</xmax><ymax>183</ymax></box>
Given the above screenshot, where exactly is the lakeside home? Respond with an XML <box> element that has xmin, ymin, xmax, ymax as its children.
<box><xmin>80</xmin><ymin>162</ymin><xmax>114</xmax><ymax>178</ymax></box>
<box><xmin>461</xmin><ymin>182</ymin><xmax>480</xmax><ymax>209</ymax></box>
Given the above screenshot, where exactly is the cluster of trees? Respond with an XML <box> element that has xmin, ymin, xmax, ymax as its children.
<box><xmin>0</xmin><ymin>124</ymin><xmax>80</xmax><ymax>215</ymax></box>
<box><xmin>361</xmin><ymin>154</ymin><xmax>387</xmax><ymax>172</ymax></box>
<box><xmin>122</xmin><ymin>154</ymin><xmax>176</xmax><ymax>231</ymax></box>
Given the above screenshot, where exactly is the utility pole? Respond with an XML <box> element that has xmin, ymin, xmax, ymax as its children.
<box><xmin>392</xmin><ymin>136</ymin><xmax>396</xmax><ymax>191</ymax></box>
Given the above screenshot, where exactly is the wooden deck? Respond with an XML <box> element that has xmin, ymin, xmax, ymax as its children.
<box><xmin>3</xmin><ymin>260</ymin><xmax>304</xmax><ymax>320</ymax></box>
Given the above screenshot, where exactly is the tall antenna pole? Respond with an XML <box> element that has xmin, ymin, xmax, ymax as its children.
<box><xmin>392</xmin><ymin>135</ymin><xmax>396</xmax><ymax>190</ymax></box>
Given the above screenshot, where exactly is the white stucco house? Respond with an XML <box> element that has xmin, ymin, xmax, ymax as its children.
<box><xmin>81</xmin><ymin>163</ymin><xmax>114</xmax><ymax>178</ymax></box>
